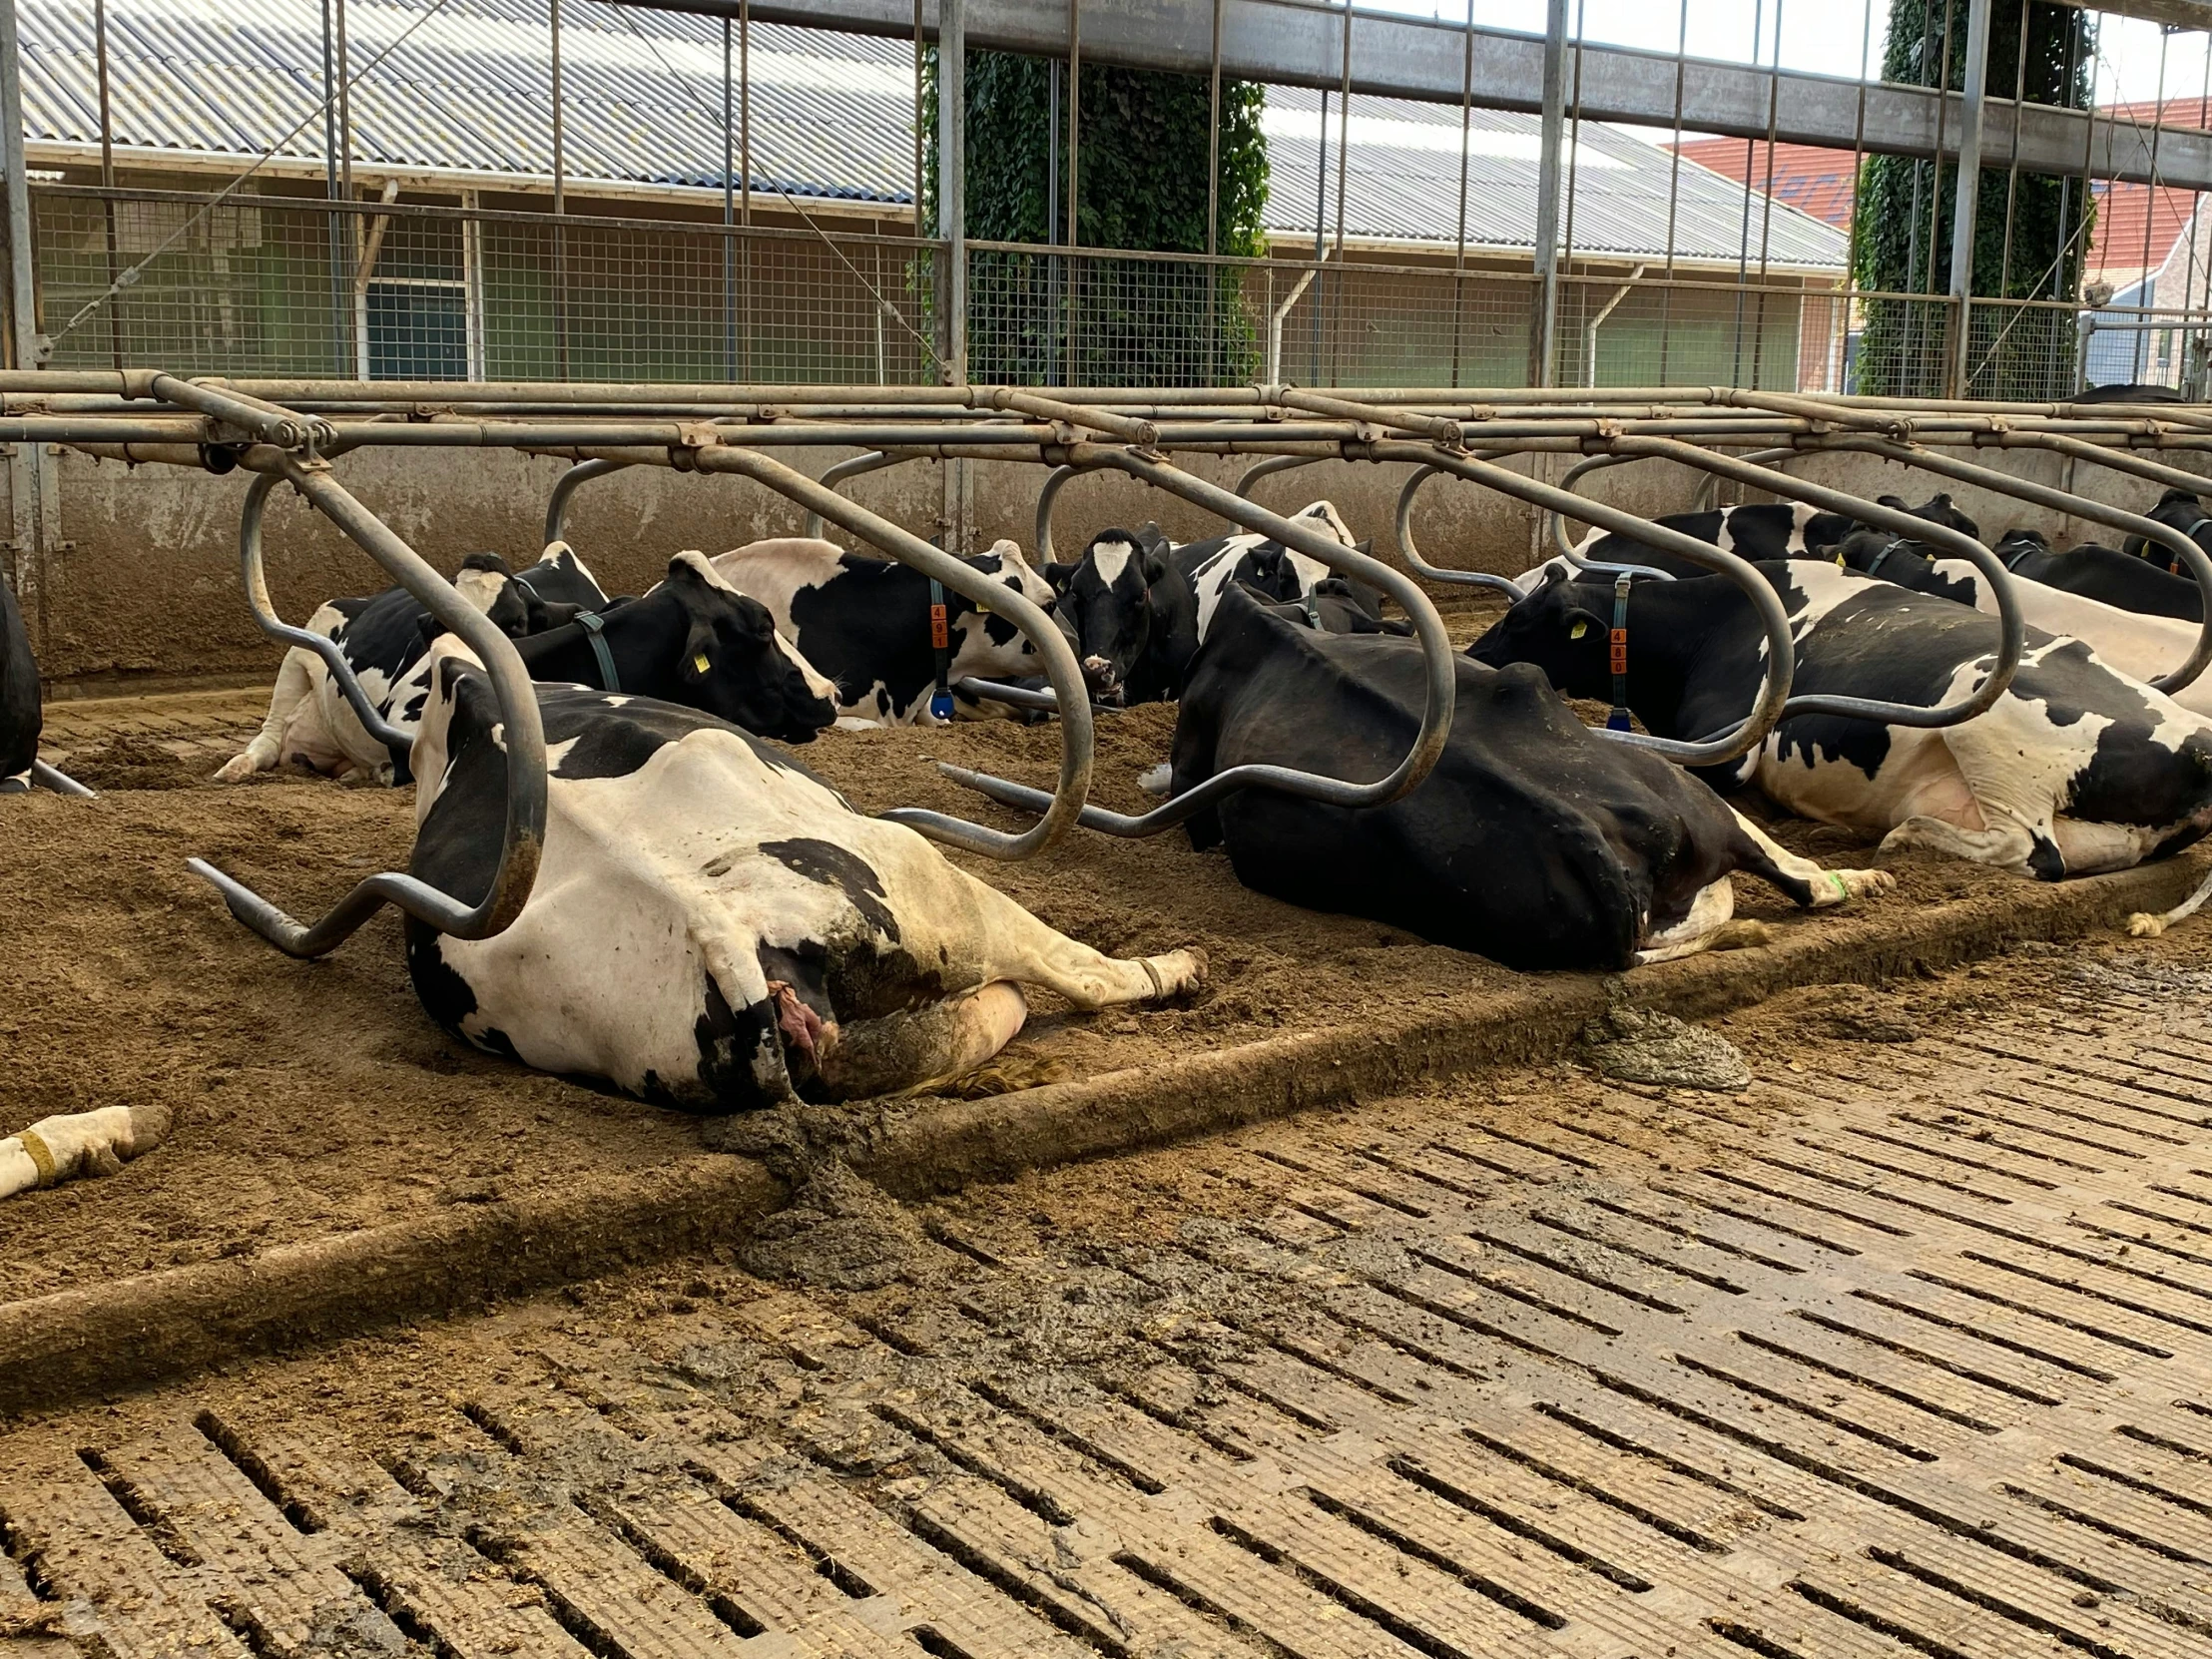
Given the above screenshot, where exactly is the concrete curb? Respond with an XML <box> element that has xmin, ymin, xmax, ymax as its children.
<box><xmin>2</xmin><ymin>850</ymin><xmax>2201</xmax><ymax>1417</ymax></box>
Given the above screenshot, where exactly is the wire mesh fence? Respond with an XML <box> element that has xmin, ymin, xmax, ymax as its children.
<box><xmin>32</xmin><ymin>188</ymin><xmax>943</xmax><ymax>384</ymax></box>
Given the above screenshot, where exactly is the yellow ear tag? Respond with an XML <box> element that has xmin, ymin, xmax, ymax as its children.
<box><xmin>1835</xmin><ymin>551</ymin><xmax>1846</xmax><ymax>567</ymax></box>
<box><xmin>1570</xmin><ymin>619</ymin><xmax>1589</xmax><ymax>640</ymax></box>
<box><xmin>693</xmin><ymin>653</ymin><xmax>712</xmax><ymax>674</ymax></box>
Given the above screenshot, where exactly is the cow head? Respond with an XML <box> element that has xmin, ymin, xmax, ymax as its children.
<box><xmin>1058</xmin><ymin>528</ymin><xmax>1167</xmax><ymax>704</ymax></box>
<box><xmin>952</xmin><ymin>539</ymin><xmax>1060</xmax><ymax>681</ymax></box>
<box><xmin>1995</xmin><ymin>527</ymin><xmax>2049</xmax><ymax>562</ymax></box>
<box><xmin>1876</xmin><ymin>492</ymin><xmax>1981</xmax><ymax>541</ymax></box>
<box><xmin>662</xmin><ymin>553</ymin><xmax>840</xmax><ymax>744</ymax></box>
<box><xmin>1465</xmin><ymin>565</ymin><xmax>1611</xmax><ymax>697</ymax></box>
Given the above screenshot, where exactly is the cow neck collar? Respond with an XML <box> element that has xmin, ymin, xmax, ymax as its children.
<box><xmin>928</xmin><ymin>578</ymin><xmax>955</xmax><ymax>721</ymax></box>
<box><xmin>2168</xmin><ymin>516</ymin><xmax>2212</xmax><ymax>574</ymax></box>
<box><xmin>573</xmin><ymin>611</ymin><xmax>620</xmax><ymax>693</ymax></box>
<box><xmin>1999</xmin><ymin>541</ymin><xmax>2041</xmax><ymax>572</ymax></box>
<box><xmin>1862</xmin><ymin>536</ymin><xmax>1910</xmax><ymax>580</ymax></box>
<box><xmin>1606</xmin><ymin>573</ymin><xmax>1633</xmax><ymax>733</ymax></box>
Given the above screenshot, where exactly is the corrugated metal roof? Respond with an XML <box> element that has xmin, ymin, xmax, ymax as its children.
<box><xmin>16</xmin><ymin>0</ymin><xmax>1848</xmax><ymax>267</ymax></box>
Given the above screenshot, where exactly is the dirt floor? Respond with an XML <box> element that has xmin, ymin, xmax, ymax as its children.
<box><xmin>0</xmin><ymin>679</ymin><xmax>2039</xmax><ymax>1304</ymax></box>
<box><xmin>5</xmin><ymin>932</ymin><xmax>2211</xmax><ymax>1658</ymax></box>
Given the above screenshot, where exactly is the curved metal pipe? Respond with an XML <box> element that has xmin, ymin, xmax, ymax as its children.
<box><xmin>1810</xmin><ymin>435</ymin><xmax>2212</xmax><ymax>699</ymax></box>
<box><xmin>233</xmin><ymin>470</ymin><xmax>413</xmax><ymax>757</ymax></box>
<box><xmin>1601</xmin><ymin>436</ymin><xmax>2027</xmax><ymax>729</ymax></box>
<box><xmin>690</xmin><ymin>444</ymin><xmax>1092</xmax><ymax>860</ymax></box>
<box><xmin>190</xmin><ymin>451</ymin><xmax>547</xmax><ymax>958</ymax></box>
<box><xmin>1393</xmin><ymin>466</ymin><xmax>1538</xmax><ymax>598</ymax></box>
<box><xmin>29</xmin><ymin>760</ymin><xmax>93</xmax><ymax>797</ymax></box>
<box><xmin>802</xmin><ymin>450</ymin><xmax>907</xmax><ymax>540</ymax></box>
<box><xmin>945</xmin><ymin>444</ymin><xmax>1458</xmax><ymax>837</ymax></box>
<box><xmin>542</xmin><ymin>456</ymin><xmax>630</xmax><ymax>548</ymax></box>
<box><xmin>1234</xmin><ymin>453</ymin><xmax>1325</xmax><ymax>500</ymax></box>
<box><xmin>1034</xmin><ymin>463</ymin><xmax>1079</xmax><ymax>567</ymax></box>
<box><xmin>1366</xmin><ymin>441</ymin><xmax>1792</xmax><ymax>768</ymax></box>
<box><xmin>1963</xmin><ymin>429</ymin><xmax>2212</xmax><ymax>695</ymax></box>
<box><xmin>1690</xmin><ymin>445</ymin><xmax>1797</xmax><ymax>511</ymax></box>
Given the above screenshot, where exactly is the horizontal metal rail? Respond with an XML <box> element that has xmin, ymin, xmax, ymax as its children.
<box><xmin>189</xmin><ymin>449</ymin><xmax>547</xmax><ymax>959</ymax></box>
<box><xmin>946</xmin><ymin>443</ymin><xmax>1458</xmax><ymax>836</ymax></box>
<box><xmin>1811</xmin><ymin>434</ymin><xmax>2212</xmax><ymax>697</ymax></box>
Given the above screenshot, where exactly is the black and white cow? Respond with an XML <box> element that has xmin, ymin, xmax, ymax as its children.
<box><xmin>1855</xmin><ymin>551</ymin><xmax>2212</xmax><ymax>720</ymax></box>
<box><xmin>1050</xmin><ymin>504</ymin><xmax>1388</xmax><ymax>705</ymax></box>
<box><xmin>710</xmin><ymin>538</ymin><xmax>1059</xmax><ymax>726</ymax></box>
<box><xmin>2122</xmin><ymin>488</ymin><xmax>2212</xmax><ymax>571</ymax></box>
<box><xmin>1044</xmin><ymin>527</ymin><xmax>1194</xmax><ymax>706</ymax></box>
<box><xmin>1</xmin><ymin>570</ymin><xmax>37</xmax><ymax>794</ymax></box>
<box><xmin>1473</xmin><ymin>561</ymin><xmax>2212</xmax><ymax>879</ymax></box>
<box><xmin>1992</xmin><ymin>528</ymin><xmax>2206</xmax><ymax>622</ymax></box>
<box><xmin>1164</xmin><ymin>583</ymin><xmax>1891</xmax><ymax>969</ymax></box>
<box><xmin>217</xmin><ymin>543</ymin><xmax>612</xmax><ymax>784</ymax></box>
<box><xmin>403</xmin><ymin>643</ymin><xmax>1207</xmax><ymax>1108</ymax></box>
<box><xmin>1532</xmin><ymin>494</ymin><xmax>1975</xmax><ymax>590</ymax></box>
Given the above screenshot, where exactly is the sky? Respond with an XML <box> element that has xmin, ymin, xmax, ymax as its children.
<box><xmin>1355</xmin><ymin>3</ymin><xmax>2212</xmax><ymax>114</ymax></box>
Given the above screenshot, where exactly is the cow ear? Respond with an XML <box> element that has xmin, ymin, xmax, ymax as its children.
<box><xmin>1043</xmin><ymin>560</ymin><xmax>1076</xmax><ymax>589</ymax></box>
<box><xmin>1564</xmin><ymin>605</ymin><xmax>1607</xmax><ymax>640</ymax></box>
<box><xmin>1144</xmin><ymin>550</ymin><xmax>1168</xmax><ymax>584</ymax></box>
<box><xmin>1878</xmin><ymin>495</ymin><xmax>1908</xmax><ymax>511</ymax></box>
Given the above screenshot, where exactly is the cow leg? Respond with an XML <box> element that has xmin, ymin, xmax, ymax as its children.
<box><xmin>2</xmin><ymin>1104</ymin><xmax>170</xmax><ymax>1201</ymax></box>
<box><xmin>1726</xmin><ymin>809</ymin><xmax>1896</xmax><ymax>908</ymax></box>
<box><xmin>2048</xmin><ymin>816</ymin><xmax>2160</xmax><ymax>877</ymax></box>
<box><xmin>951</xmin><ymin>873</ymin><xmax>1206</xmax><ymax>1008</ymax></box>
<box><xmin>1633</xmin><ymin>877</ymin><xmax>1739</xmax><ymax>965</ymax></box>
<box><xmin>813</xmin><ymin>981</ymin><xmax>1029</xmax><ymax>1100</ymax></box>
<box><xmin>214</xmin><ymin>646</ymin><xmax>320</xmax><ymax>782</ymax></box>
<box><xmin>2129</xmin><ymin>864</ymin><xmax>2212</xmax><ymax>937</ymax></box>
<box><xmin>0</xmin><ymin>771</ymin><xmax>27</xmax><ymax>795</ymax></box>
<box><xmin>1879</xmin><ymin>814</ymin><xmax>2037</xmax><ymax>872</ymax></box>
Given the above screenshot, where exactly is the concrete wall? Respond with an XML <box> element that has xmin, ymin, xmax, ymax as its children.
<box><xmin>10</xmin><ymin>436</ymin><xmax>2212</xmax><ymax>690</ymax></box>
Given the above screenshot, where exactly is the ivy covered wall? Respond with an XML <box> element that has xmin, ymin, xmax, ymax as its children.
<box><xmin>1854</xmin><ymin>0</ymin><xmax>2095</xmax><ymax>395</ymax></box>
<box><xmin>922</xmin><ymin>49</ymin><xmax>1271</xmax><ymax>384</ymax></box>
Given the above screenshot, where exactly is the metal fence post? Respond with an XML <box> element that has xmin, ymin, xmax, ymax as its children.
<box><xmin>1532</xmin><ymin>0</ymin><xmax>1567</xmax><ymax>388</ymax></box>
<box><xmin>0</xmin><ymin>0</ymin><xmax>51</xmax><ymax>651</ymax></box>
<box><xmin>1947</xmin><ymin>0</ymin><xmax>1993</xmax><ymax>396</ymax></box>
<box><xmin>939</xmin><ymin>0</ymin><xmax>966</xmax><ymax>549</ymax></box>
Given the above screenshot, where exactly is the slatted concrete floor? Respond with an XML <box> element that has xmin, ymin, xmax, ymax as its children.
<box><xmin>6</xmin><ymin>972</ymin><xmax>2212</xmax><ymax>1658</ymax></box>
<box><xmin>37</xmin><ymin>686</ymin><xmax>267</xmax><ymax>773</ymax></box>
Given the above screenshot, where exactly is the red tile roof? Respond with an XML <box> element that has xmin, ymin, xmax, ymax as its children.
<box><xmin>1669</xmin><ymin>139</ymin><xmax>1860</xmax><ymax>231</ymax></box>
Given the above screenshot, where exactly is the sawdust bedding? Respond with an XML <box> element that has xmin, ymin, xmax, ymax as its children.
<box><xmin>0</xmin><ymin>698</ymin><xmax>2024</xmax><ymax>1301</ymax></box>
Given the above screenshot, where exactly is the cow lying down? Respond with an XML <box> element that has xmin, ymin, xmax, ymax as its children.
<box><xmin>217</xmin><ymin>543</ymin><xmax>609</xmax><ymax>784</ymax></box>
<box><xmin>710</xmin><ymin>537</ymin><xmax>1058</xmax><ymax>727</ymax></box>
<box><xmin>405</xmin><ymin>644</ymin><xmax>1206</xmax><ymax>1107</ymax></box>
<box><xmin>1166</xmin><ymin>584</ymin><xmax>1891</xmax><ymax>970</ymax></box>
<box><xmin>1834</xmin><ymin>536</ymin><xmax>2212</xmax><ymax>720</ymax></box>
<box><xmin>1</xmin><ymin>565</ymin><xmax>37</xmax><ymax>793</ymax></box>
<box><xmin>1474</xmin><ymin>562</ymin><xmax>2212</xmax><ymax>881</ymax></box>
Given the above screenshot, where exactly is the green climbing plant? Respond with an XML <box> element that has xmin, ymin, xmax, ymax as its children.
<box><xmin>921</xmin><ymin>50</ymin><xmax>1271</xmax><ymax>385</ymax></box>
<box><xmin>1854</xmin><ymin>0</ymin><xmax>2095</xmax><ymax>396</ymax></box>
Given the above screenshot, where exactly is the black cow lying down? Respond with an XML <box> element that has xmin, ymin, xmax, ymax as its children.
<box><xmin>1166</xmin><ymin>584</ymin><xmax>1892</xmax><ymax>970</ymax></box>
<box><xmin>218</xmin><ymin>543</ymin><xmax>610</xmax><ymax>783</ymax></box>
<box><xmin>1525</xmin><ymin>494</ymin><xmax>1976</xmax><ymax>590</ymax></box>
<box><xmin>1994</xmin><ymin>529</ymin><xmax>2206</xmax><ymax>622</ymax></box>
<box><xmin>404</xmin><ymin>643</ymin><xmax>1207</xmax><ymax>1107</ymax></box>
<box><xmin>1</xmin><ymin>570</ymin><xmax>37</xmax><ymax>794</ymax></box>
<box><xmin>1474</xmin><ymin>562</ymin><xmax>2212</xmax><ymax>881</ymax></box>
<box><xmin>2123</xmin><ymin>488</ymin><xmax>2212</xmax><ymax>570</ymax></box>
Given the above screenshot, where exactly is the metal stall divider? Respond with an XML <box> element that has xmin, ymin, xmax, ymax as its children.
<box><xmin>1801</xmin><ymin>435</ymin><xmax>2212</xmax><ymax>697</ymax></box>
<box><xmin>1585</xmin><ymin>435</ymin><xmax>2029</xmax><ymax>725</ymax></box>
<box><xmin>188</xmin><ymin>448</ymin><xmax>549</xmax><ymax>960</ymax></box>
<box><xmin>944</xmin><ymin>444</ymin><xmax>1463</xmax><ymax>836</ymax></box>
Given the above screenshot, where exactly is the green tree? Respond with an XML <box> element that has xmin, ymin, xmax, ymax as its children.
<box><xmin>1854</xmin><ymin>0</ymin><xmax>2095</xmax><ymax>396</ymax></box>
<box><xmin>922</xmin><ymin>51</ymin><xmax>1270</xmax><ymax>385</ymax></box>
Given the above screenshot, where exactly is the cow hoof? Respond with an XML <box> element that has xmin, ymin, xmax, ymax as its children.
<box><xmin>211</xmin><ymin>754</ymin><xmax>259</xmax><ymax>784</ymax></box>
<box><xmin>2127</xmin><ymin>910</ymin><xmax>2169</xmax><ymax>938</ymax></box>
<box><xmin>1137</xmin><ymin>762</ymin><xmax>1173</xmax><ymax>797</ymax></box>
<box><xmin>1831</xmin><ymin>866</ymin><xmax>1897</xmax><ymax>902</ymax></box>
<box><xmin>1144</xmin><ymin>947</ymin><xmax>1208</xmax><ymax>999</ymax></box>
